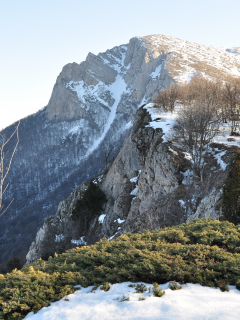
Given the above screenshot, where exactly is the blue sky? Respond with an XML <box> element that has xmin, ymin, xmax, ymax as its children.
<box><xmin>1</xmin><ymin>0</ymin><xmax>239</xmax><ymax>130</ymax></box>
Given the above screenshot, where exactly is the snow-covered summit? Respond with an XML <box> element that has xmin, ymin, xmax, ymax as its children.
<box><xmin>138</xmin><ymin>34</ymin><xmax>240</xmax><ymax>82</ymax></box>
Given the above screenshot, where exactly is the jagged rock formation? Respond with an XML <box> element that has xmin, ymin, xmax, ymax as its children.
<box><xmin>26</xmin><ymin>105</ymin><xmax>238</xmax><ymax>263</ymax></box>
<box><xmin>1</xmin><ymin>34</ymin><xmax>240</xmax><ymax>264</ymax></box>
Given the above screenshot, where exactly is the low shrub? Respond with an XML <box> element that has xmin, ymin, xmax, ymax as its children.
<box><xmin>153</xmin><ymin>283</ymin><xmax>165</xmax><ymax>297</ymax></box>
<box><xmin>0</xmin><ymin>219</ymin><xmax>240</xmax><ymax>319</ymax></box>
<box><xmin>169</xmin><ymin>281</ymin><xmax>182</xmax><ymax>290</ymax></box>
<box><xmin>100</xmin><ymin>282</ymin><xmax>110</xmax><ymax>292</ymax></box>
<box><xmin>134</xmin><ymin>283</ymin><xmax>147</xmax><ymax>293</ymax></box>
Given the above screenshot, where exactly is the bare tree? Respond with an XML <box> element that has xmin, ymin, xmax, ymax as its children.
<box><xmin>171</xmin><ymin>76</ymin><xmax>220</xmax><ymax>181</ymax></box>
<box><xmin>153</xmin><ymin>83</ymin><xmax>179</xmax><ymax>112</ymax></box>
<box><xmin>222</xmin><ymin>76</ymin><xmax>240</xmax><ymax>134</ymax></box>
<box><xmin>0</xmin><ymin>121</ymin><xmax>20</xmax><ymax>217</ymax></box>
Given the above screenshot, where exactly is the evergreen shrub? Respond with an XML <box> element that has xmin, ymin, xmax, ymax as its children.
<box><xmin>0</xmin><ymin>219</ymin><xmax>240</xmax><ymax>319</ymax></box>
<box><xmin>71</xmin><ymin>181</ymin><xmax>107</xmax><ymax>222</ymax></box>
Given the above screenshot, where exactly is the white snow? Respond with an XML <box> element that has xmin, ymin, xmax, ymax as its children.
<box><xmin>150</xmin><ymin>62</ymin><xmax>163</xmax><ymax>79</ymax></box>
<box><xmin>98</xmin><ymin>214</ymin><xmax>106</xmax><ymax>224</ymax></box>
<box><xmin>179</xmin><ymin>199</ymin><xmax>186</xmax><ymax>209</ymax></box>
<box><xmin>213</xmin><ymin>150</ymin><xmax>227</xmax><ymax>171</ymax></box>
<box><xmin>71</xmin><ymin>236</ymin><xmax>87</xmax><ymax>246</ymax></box>
<box><xmin>130</xmin><ymin>170</ymin><xmax>141</xmax><ymax>197</ymax></box>
<box><xmin>183</xmin><ymin>152</ymin><xmax>193</xmax><ymax>161</ymax></box>
<box><xmin>23</xmin><ymin>282</ymin><xmax>240</xmax><ymax>320</ymax></box>
<box><xmin>114</xmin><ymin>218</ymin><xmax>125</xmax><ymax>224</ymax></box>
<box><xmin>181</xmin><ymin>170</ymin><xmax>193</xmax><ymax>185</ymax></box>
<box><xmin>130</xmin><ymin>176</ymin><xmax>138</xmax><ymax>183</ymax></box>
<box><xmin>55</xmin><ymin>234</ymin><xmax>65</xmax><ymax>242</ymax></box>
<box><xmin>130</xmin><ymin>186</ymin><xmax>139</xmax><ymax>196</ymax></box>
<box><xmin>108</xmin><ymin>232</ymin><xmax>119</xmax><ymax>240</ymax></box>
<box><xmin>130</xmin><ymin>170</ymin><xmax>141</xmax><ymax>183</ymax></box>
<box><xmin>144</xmin><ymin>103</ymin><xmax>178</xmax><ymax>142</ymax></box>
<box><xmin>168</xmin><ymin>147</ymin><xmax>178</xmax><ymax>155</ymax></box>
<box><xmin>144</xmin><ymin>103</ymin><xmax>240</xmax><ymax>174</ymax></box>
<box><xmin>92</xmin><ymin>175</ymin><xmax>104</xmax><ymax>184</ymax></box>
<box><xmin>84</xmin><ymin>75</ymin><xmax>128</xmax><ymax>158</ymax></box>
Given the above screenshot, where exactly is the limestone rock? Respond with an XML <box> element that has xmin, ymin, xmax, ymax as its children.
<box><xmin>27</xmin><ymin>105</ymin><xmax>235</xmax><ymax>263</ymax></box>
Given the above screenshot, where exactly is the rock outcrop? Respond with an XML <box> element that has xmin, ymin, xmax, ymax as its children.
<box><xmin>2</xmin><ymin>34</ymin><xmax>240</xmax><ymax>265</ymax></box>
<box><xmin>26</xmin><ymin>105</ymin><xmax>238</xmax><ymax>263</ymax></box>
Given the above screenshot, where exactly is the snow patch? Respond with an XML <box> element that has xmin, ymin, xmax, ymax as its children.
<box><xmin>150</xmin><ymin>62</ymin><xmax>163</xmax><ymax>79</ymax></box>
<box><xmin>23</xmin><ymin>282</ymin><xmax>240</xmax><ymax>320</ymax></box>
<box><xmin>114</xmin><ymin>218</ymin><xmax>125</xmax><ymax>224</ymax></box>
<box><xmin>98</xmin><ymin>214</ymin><xmax>106</xmax><ymax>224</ymax></box>
<box><xmin>168</xmin><ymin>147</ymin><xmax>178</xmax><ymax>155</ymax></box>
<box><xmin>214</xmin><ymin>150</ymin><xmax>227</xmax><ymax>171</ymax></box>
<box><xmin>71</xmin><ymin>236</ymin><xmax>87</xmax><ymax>246</ymax></box>
<box><xmin>181</xmin><ymin>170</ymin><xmax>193</xmax><ymax>185</ymax></box>
<box><xmin>130</xmin><ymin>186</ymin><xmax>139</xmax><ymax>196</ymax></box>
<box><xmin>55</xmin><ymin>234</ymin><xmax>65</xmax><ymax>242</ymax></box>
<box><xmin>179</xmin><ymin>199</ymin><xmax>186</xmax><ymax>209</ymax></box>
<box><xmin>108</xmin><ymin>232</ymin><xmax>119</xmax><ymax>240</ymax></box>
<box><xmin>144</xmin><ymin>104</ymin><xmax>179</xmax><ymax>142</ymax></box>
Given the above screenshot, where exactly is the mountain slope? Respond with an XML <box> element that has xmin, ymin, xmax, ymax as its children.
<box><xmin>1</xmin><ymin>34</ymin><xmax>239</xmax><ymax>265</ymax></box>
<box><xmin>26</xmin><ymin>103</ymin><xmax>239</xmax><ymax>262</ymax></box>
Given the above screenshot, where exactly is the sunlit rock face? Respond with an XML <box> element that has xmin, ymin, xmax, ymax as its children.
<box><xmin>1</xmin><ymin>34</ymin><xmax>240</xmax><ymax>264</ymax></box>
<box><xmin>26</xmin><ymin>104</ymin><xmax>237</xmax><ymax>264</ymax></box>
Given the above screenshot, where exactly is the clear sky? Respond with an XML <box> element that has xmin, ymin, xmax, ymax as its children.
<box><xmin>1</xmin><ymin>0</ymin><xmax>239</xmax><ymax>130</ymax></box>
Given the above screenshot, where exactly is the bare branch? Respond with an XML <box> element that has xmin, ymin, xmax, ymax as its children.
<box><xmin>0</xmin><ymin>121</ymin><xmax>20</xmax><ymax>216</ymax></box>
<box><xmin>3</xmin><ymin>122</ymin><xmax>20</xmax><ymax>183</ymax></box>
<box><xmin>0</xmin><ymin>198</ymin><xmax>14</xmax><ymax>218</ymax></box>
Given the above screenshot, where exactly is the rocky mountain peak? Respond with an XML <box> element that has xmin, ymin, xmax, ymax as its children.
<box><xmin>1</xmin><ymin>34</ymin><xmax>239</xmax><ymax>265</ymax></box>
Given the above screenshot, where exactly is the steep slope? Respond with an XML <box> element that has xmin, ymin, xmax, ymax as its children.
<box><xmin>26</xmin><ymin>104</ymin><xmax>238</xmax><ymax>263</ymax></box>
<box><xmin>1</xmin><ymin>34</ymin><xmax>239</xmax><ymax>265</ymax></box>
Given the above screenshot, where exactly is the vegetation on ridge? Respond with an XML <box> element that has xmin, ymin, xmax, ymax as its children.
<box><xmin>71</xmin><ymin>181</ymin><xmax>107</xmax><ymax>226</ymax></box>
<box><xmin>0</xmin><ymin>219</ymin><xmax>240</xmax><ymax>319</ymax></box>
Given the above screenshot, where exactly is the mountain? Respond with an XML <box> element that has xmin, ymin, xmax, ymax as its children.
<box><xmin>1</xmin><ymin>34</ymin><xmax>240</xmax><ymax>265</ymax></box>
<box><xmin>26</xmin><ymin>103</ymin><xmax>239</xmax><ymax>263</ymax></box>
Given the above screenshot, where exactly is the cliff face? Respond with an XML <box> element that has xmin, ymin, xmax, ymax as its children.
<box><xmin>2</xmin><ymin>34</ymin><xmax>240</xmax><ymax>264</ymax></box>
<box><xmin>0</xmin><ymin>37</ymin><xmax>172</xmax><ymax>264</ymax></box>
<box><xmin>26</xmin><ymin>105</ymin><xmax>237</xmax><ymax>263</ymax></box>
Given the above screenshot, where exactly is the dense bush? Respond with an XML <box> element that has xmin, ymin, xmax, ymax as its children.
<box><xmin>0</xmin><ymin>258</ymin><xmax>23</xmax><ymax>274</ymax></box>
<box><xmin>0</xmin><ymin>219</ymin><xmax>240</xmax><ymax>319</ymax></box>
<box><xmin>71</xmin><ymin>181</ymin><xmax>107</xmax><ymax>225</ymax></box>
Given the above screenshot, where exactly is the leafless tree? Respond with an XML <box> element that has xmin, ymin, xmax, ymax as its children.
<box><xmin>0</xmin><ymin>121</ymin><xmax>20</xmax><ymax>217</ymax></box>
<box><xmin>153</xmin><ymin>83</ymin><xmax>179</xmax><ymax>112</ymax></box>
<box><xmin>222</xmin><ymin>76</ymin><xmax>240</xmax><ymax>134</ymax></box>
<box><xmin>171</xmin><ymin>76</ymin><xmax>220</xmax><ymax>181</ymax></box>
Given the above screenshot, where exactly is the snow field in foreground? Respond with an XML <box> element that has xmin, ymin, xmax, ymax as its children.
<box><xmin>24</xmin><ymin>282</ymin><xmax>240</xmax><ymax>320</ymax></box>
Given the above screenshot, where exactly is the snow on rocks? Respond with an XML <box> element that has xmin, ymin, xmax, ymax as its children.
<box><xmin>130</xmin><ymin>170</ymin><xmax>141</xmax><ymax>197</ymax></box>
<box><xmin>93</xmin><ymin>175</ymin><xmax>104</xmax><ymax>184</ymax></box>
<box><xmin>23</xmin><ymin>282</ymin><xmax>240</xmax><ymax>320</ymax></box>
<box><xmin>54</xmin><ymin>234</ymin><xmax>65</xmax><ymax>242</ymax></box>
<box><xmin>213</xmin><ymin>150</ymin><xmax>227</xmax><ymax>171</ymax></box>
<box><xmin>144</xmin><ymin>103</ymin><xmax>178</xmax><ymax>142</ymax></box>
<box><xmin>114</xmin><ymin>218</ymin><xmax>125</xmax><ymax>224</ymax></box>
<box><xmin>98</xmin><ymin>214</ymin><xmax>106</xmax><ymax>224</ymax></box>
<box><xmin>181</xmin><ymin>170</ymin><xmax>193</xmax><ymax>185</ymax></box>
<box><xmin>71</xmin><ymin>236</ymin><xmax>87</xmax><ymax>246</ymax></box>
<box><xmin>130</xmin><ymin>186</ymin><xmax>139</xmax><ymax>196</ymax></box>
